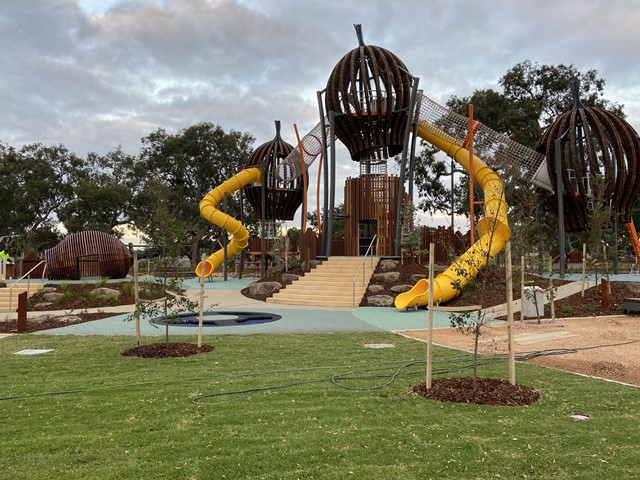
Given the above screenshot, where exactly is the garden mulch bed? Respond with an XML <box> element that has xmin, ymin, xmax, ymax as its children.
<box><xmin>412</xmin><ymin>377</ymin><xmax>540</xmax><ymax>406</ymax></box>
<box><xmin>0</xmin><ymin>281</ymin><xmax>165</xmax><ymax>334</ymax></box>
<box><xmin>121</xmin><ymin>342</ymin><xmax>214</xmax><ymax>358</ymax></box>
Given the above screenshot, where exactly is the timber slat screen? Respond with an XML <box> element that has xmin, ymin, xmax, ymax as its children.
<box><xmin>344</xmin><ymin>175</ymin><xmax>399</xmax><ymax>256</ymax></box>
<box><xmin>45</xmin><ymin>231</ymin><xmax>132</xmax><ymax>280</ymax></box>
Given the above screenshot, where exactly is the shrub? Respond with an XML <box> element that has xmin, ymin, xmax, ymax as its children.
<box><xmin>561</xmin><ymin>305</ymin><xmax>574</xmax><ymax>316</ymax></box>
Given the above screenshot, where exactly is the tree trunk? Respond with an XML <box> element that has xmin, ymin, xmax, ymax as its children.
<box><xmin>473</xmin><ymin>326</ymin><xmax>480</xmax><ymax>392</ymax></box>
<box><xmin>190</xmin><ymin>236</ymin><xmax>202</xmax><ymax>267</ymax></box>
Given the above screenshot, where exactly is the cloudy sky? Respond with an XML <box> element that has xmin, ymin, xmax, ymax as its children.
<box><xmin>2</xmin><ymin>0</ymin><xmax>639</xmax><ymax>232</ymax></box>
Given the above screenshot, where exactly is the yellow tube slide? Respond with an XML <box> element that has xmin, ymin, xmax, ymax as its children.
<box><xmin>394</xmin><ymin>122</ymin><xmax>510</xmax><ymax>309</ymax></box>
<box><xmin>195</xmin><ymin>167</ymin><xmax>261</xmax><ymax>277</ymax></box>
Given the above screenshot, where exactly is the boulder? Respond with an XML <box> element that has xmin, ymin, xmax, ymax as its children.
<box><xmin>410</xmin><ymin>274</ymin><xmax>427</xmax><ymax>283</ymax></box>
<box><xmin>33</xmin><ymin>302</ymin><xmax>54</xmax><ymax>309</ymax></box>
<box><xmin>56</xmin><ymin>315</ymin><xmax>83</xmax><ymax>324</ymax></box>
<box><xmin>367</xmin><ymin>295</ymin><xmax>394</xmax><ymax>307</ymax></box>
<box><xmin>391</xmin><ymin>285</ymin><xmax>412</xmax><ymax>293</ymax></box>
<box><xmin>372</xmin><ymin>272</ymin><xmax>400</xmax><ymax>283</ymax></box>
<box><xmin>249</xmin><ymin>281</ymin><xmax>282</xmax><ymax>296</ymax></box>
<box><xmin>43</xmin><ymin>292</ymin><xmax>65</xmax><ymax>302</ymax></box>
<box><xmin>379</xmin><ymin>259</ymin><xmax>399</xmax><ymax>271</ymax></box>
<box><xmin>92</xmin><ymin>287</ymin><xmax>121</xmax><ymax>300</ymax></box>
<box><xmin>367</xmin><ymin>284</ymin><xmax>384</xmax><ymax>294</ymax></box>
<box><xmin>282</xmin><ymin>273</ymin><xmax>300</xmax><ymax>283</ymax></box>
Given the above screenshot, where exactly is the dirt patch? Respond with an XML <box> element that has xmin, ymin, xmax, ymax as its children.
<box><xmin>412</xmin><ymin>377</ymin><xmax>540</xmax><ymax>406</ymax></box>
<box><xmin>400</xmin><ymin>315</ymin><xmax>640</xmax><ymax>386</ymax></box>
<box><xmin>121</xmin><ymin>342</ymin><xmax>214</xmax><ymax>358</ymax></box>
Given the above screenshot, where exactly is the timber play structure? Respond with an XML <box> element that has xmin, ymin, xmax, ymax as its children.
<box><xmin>195</xmin><ymin>25</ymin><xmax>640</xmax><ymax>310</ymax></box>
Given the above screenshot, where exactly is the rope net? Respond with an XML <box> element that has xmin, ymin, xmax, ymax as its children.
<box><xmin>277</xmin><ymin>119</ymin><xmax>327</xmax><ymax>183</ymax></box>
<box><xmin>278</xmin><ymin>97</ymin><xmax>551</xmax><ymax>192</ymax></box>
<box><xmin>417</xmin><ymin>94</ymin><xmax>552</xmax><ymax>191</ymax></box>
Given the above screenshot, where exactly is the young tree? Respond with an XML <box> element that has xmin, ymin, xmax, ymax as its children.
<box><xmin>400</xmin><ymin>201</ymin><xmax>422</xmax><ymax>264</ymax></box>
<box><xmin>127</xmin><ymin>177</ymin><xmax>197</xmax><ymax>345</ymax></box>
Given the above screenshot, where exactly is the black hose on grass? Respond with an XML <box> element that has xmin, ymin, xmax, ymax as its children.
<box><xmin>2</xmin><ymin>343</ymin><xmax>637</xmax><ymax>403</ymax></box>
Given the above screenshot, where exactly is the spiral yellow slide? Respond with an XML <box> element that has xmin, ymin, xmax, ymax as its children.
<box><xmin>195</xmin><ymin>167</ymin><xmax>261</xmax><ymax>277</ymax></box>
<box><xmin>394</xmin><ymin>122</ymin><xmax>511</xmax><ymax>309</ymax></box>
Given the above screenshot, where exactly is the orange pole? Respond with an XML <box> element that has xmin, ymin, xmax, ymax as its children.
<box><xmin>468</xmin><ymin>104</ymin><xmax>475</xmax><ymax>247</ymax></box>
<box><xmin>293</xmin><ymin>124</ymin><xmax>308</xmax><ymax>236</ymax></box>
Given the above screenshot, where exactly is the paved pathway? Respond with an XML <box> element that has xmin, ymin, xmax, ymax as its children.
<box><xmin>3</xmin><ymin>273</ymin><xmax>634</xmax><ymax>337</ymax></box>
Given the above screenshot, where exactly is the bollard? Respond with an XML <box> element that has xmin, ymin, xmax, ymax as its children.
<box><xmin>17</xmin><ymin>291</ymin><xmax>27</xmax><ymax>333</ymax></box>
<box><xmin>601</xmin><ymin>279</ymin><xmax>610</xmax><ymax>311</ymax></box>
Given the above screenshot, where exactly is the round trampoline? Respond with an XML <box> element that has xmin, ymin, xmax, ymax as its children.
<box><xmin>150</xmin><ymin>311</ymin><xmax>282</xmax><ymax>328</ymax></box>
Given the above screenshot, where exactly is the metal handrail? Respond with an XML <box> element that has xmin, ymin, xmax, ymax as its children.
<box><xmin>8</xmin><ymin>260</ymin><xmax>46</xmax><ymax>312</ymax></box>
<box><xmin>352</xmin><ymin>235</ymin><xmax>379</xmax><ymax>307</ymax></box>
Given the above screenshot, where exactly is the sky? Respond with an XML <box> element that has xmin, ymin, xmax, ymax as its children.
<box><xmin>1</xmin><ymin>0</ymin><xmax>639</xmax><ymax>238</ymax></box>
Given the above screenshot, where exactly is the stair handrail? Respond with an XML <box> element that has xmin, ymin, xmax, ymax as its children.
<box><xmin>352</xmin><ymin>235</ymin><xmax>379</xmax><ymax>307</ymax></box>
<box><xmin>8</xmin><ymin>260</ymin><xmax>47</xmax><ymax>312</ymax></box>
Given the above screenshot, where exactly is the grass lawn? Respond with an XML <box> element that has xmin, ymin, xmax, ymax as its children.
<box><xmin>1</xmin><ymin>332</ymin><xmax>638</xmax><ymax>479</ymax></box>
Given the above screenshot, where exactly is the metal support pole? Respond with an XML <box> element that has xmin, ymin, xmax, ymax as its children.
<box><xmin>394</xmin><ymin>77</ymin><xmax>420</xmax><ymax>256</ymax></box>
<box><xmin>317</xmin><ymin>90</ymin><xmax>330</xmax><ymax>257</ymax></box>
<box><xmin>407</xmin><ymin>116</ymin><xmax>419</xmax><ymax>202</ymax></box>
<box><xmin>555</xmin><ymin>138</ymin><xmax>566</xmax><ymax>278</ymax></box>
<box><xmin>326</xmin><ymin>110</ymin><xmax>337</xmax><ymax>257</ymax></box>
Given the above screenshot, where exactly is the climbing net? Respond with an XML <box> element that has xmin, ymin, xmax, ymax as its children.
<box><xmin>416</xmin><ymin>94</ymin><xmax>551</xmax><ymax>191</ymax></box>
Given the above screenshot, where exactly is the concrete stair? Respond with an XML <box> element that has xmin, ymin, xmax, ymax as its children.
<box><xmin>0</xmin><ymin>283</ymin><xmax>40</xmax><ymax>313</ymax></box>
<box><xmin>267</xmin><ymin>256</ymin><xmax>380</xmax><ymax>307</ymax></box>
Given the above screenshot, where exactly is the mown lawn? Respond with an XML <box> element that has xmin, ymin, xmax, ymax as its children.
<box><xmin>1</xmin><ymin>332</ymin><xmax>638</xmax><ymax>479</ymax></box>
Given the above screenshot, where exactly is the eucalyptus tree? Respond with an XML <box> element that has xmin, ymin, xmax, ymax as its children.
<box><xmin>0</xmin><ymin>142</ymin><xmax>84</xmax><ymax>252</ymax></box>
<box><xmin>58</xmin><ymin>147</ymin><xmax>136</xmax><ymax>236</ymax></box>
<box><xmin>131</xmin><ymin>122</ymin><xmax>256</xmax><ymax>265</ymax></box>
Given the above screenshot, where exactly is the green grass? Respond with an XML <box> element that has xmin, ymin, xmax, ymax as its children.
<box><xmin>1</xmin><ymin>332</ymin><xmax>638</xmax><ymax>479</ymax></box>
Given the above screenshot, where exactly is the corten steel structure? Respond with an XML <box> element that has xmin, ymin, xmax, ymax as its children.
<box><xmin>244</xmin><ymin>121</ymin><xmax>303</xmax><ymax>221</ymax></box>
<box><xmin>45</xmin><ymin>231</ymin><xmax>132</xmax><ymax>280</ymax></box>
<box><xmin>538</xmin><ymin>105</ymin><xmax>640</xmax><ymax>231</ymax></box>
<box><xmin>321</xmin><ymin>24</ymin><xmax>418</xmax><ymax>256</ymax></box>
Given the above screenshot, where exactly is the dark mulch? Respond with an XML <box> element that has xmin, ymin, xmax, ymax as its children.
<box><xmin>121</xmin><ymin>342</ymin><xmax>214</xmax><ymax>358</ymax></box>
<box><xmin>413</xmin><ymin>377</ymin><xmax>540</xmax><ymax>406</ymax></box>
<box><xmin>0</xmin><ymin>312</ymin><xmax>114</xmax><ymax>334</ymax></box>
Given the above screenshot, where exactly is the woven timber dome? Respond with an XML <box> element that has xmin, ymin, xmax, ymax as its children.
<box><xmin>44</xmin><ymin>231</ymin><xmax>132</xmax><ymax>280</ymax></box>
<box><xmin>244</xmin><ymin>121</ymin><xmax>303</xmax><ymax>221</ymax></box>
<box><xmin>538</xmin><ymin>106</ymin><xmax>640</xmax><ymax>231</ymax></box>
<box><xmin>325</xmin><ymin>25</ymin><xmax>412</xmax><ymax>163</ymax></box>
